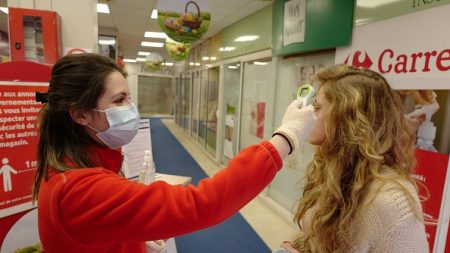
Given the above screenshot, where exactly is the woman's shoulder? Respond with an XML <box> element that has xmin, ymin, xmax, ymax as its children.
<box><xmin>46</xmin><ymin>167</ymin><xmax>117</xmax><ymax>186</ymax></box>
<box><xmin>361</xmin><ymin>178</ymin><xmax>421</xmax><ymax>223</ymax></box>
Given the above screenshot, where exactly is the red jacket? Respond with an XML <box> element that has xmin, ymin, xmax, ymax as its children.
<box><xmin>38</xmin><ymin>141</ymin><xmax>282</xmax><ymax>253</ymax></box>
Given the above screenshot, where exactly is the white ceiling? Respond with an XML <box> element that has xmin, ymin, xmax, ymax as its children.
<box><xmin>98</xmin><ymin>0</ymin><xmax>273</xmax><ymax>60</ymax></box>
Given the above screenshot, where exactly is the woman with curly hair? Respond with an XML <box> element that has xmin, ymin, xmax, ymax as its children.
<box><xmin>280</xmin><ymin>64</ymin><xmax>428</xmax><ymax>253</ymax></box>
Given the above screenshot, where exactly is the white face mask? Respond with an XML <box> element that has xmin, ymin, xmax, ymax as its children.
<box><xmin>87</xmin><ymin>102</ymin><xmax>140</xmax><ymax>149</ymax></box>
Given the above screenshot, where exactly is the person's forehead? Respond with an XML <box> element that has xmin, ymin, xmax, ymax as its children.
<box><xmin>103</xmin><ymin>72</ymin><xmax>129</xmax><ymax>95</ymax></box>
<box><xmin>315</xmin><ymin>89</ymin><xmax>326</xmax><ymax>102</ymax></box>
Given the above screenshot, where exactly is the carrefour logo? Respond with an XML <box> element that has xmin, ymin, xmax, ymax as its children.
<box><xmin>344</xmin><ymin>50</ymin><xmax>373</xmax><ymax>69</ymax></box>
<box><xmin>344</xmin><ymin>49</ymin><xmax>450</xmax><ymax>74</ymax></box>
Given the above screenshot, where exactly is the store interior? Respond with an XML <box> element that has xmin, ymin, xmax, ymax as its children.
<box><xmin>1</xmin><ymin>0</ymin><xmax>450</xmax><ymax>252</ymax></box>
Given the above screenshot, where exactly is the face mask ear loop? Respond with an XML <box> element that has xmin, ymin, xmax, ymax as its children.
<box><xmin>91</xmin><ymin>108</ymin><xmax>105</xmax><ymax>113</ymax></box>
<box><xmin>85</xmin><ymin>124</ymin><xmax>100</xmax><ymax>133</ymax></box>
<box><xmin>87</xmin><ymin>108</ymin><xmax>107</xmax><ymax>133</ymax></box>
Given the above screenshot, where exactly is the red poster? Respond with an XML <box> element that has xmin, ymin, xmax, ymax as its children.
<box><xmin>256</xmin><ymin>102</ymin><xmax>265</xmax><ymax>139</ymax></box>
<box><xmin>0</xmin><ymin>84</ymin><xmax>48</xmax><ymax>248</ymax></box>
<box><xmin>413</xmin><ymin>149</ymin><xmax>450</xmax><ymax>252</ymax></box>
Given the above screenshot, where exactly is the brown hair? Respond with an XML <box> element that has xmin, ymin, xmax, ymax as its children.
<box><xmin>32</xmin><ymin>53</ymin><xmax>127</xmax><ymax>201</ymax></box>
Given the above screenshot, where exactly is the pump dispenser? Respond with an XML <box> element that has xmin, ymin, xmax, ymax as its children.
<box><xmin>139</xmin><ymin>150</ymin><xmax>156</xmax><ymax>185</ymax></box>
<box><xmin>407</xmin><ymin>92</ymin><xmax>439</xmax><ymax>152</ymax></box>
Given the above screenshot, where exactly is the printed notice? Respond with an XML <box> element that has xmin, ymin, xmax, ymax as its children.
<box><xmin>283</xmin><ymin>0</ymin><xmax>306</xmax><ymax>46</ymax></box>
<box><xmin>413</xmin><ymin>149</ymin><xmax>450</xmax><ymax>253</ymax></box>
<box><xmin>0</xmin><ymin>83</ymin><xmax>48</xmax><ymax>218</ymax></box>
<box><xmin>121</xmin><ymin>119</ymin><xmax>152</xmax><ymax>179</ymax></box>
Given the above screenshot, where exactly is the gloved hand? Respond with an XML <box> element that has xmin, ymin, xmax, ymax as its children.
<box><xmin>280</xmin><ymin>241</ymin><xmax>300</xmax><ymax>253</ymax></box>
<box><xmin>273</xmin><ymin>100</ymin><xmax>316</xmax><ymax>152</ymax></box>
<box><xmin>145</xmin><ymin>240</ymin><xmax>166</xmax><ymax>253</ymax></box>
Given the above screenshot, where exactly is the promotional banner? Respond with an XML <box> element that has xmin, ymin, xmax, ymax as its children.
<box><xmin>0</xmin><ymin>83</ymin><xmax>47</xmax><ymax>218</ymax></box>
<box><xmin>0</xmin><ymin>82</ymin><xmax>48</xmax><ymax>251</ymax></box>
<box><xmin>413</xmin><ymin>150</ymin><xmax>450</xmax><ymax>253</ymax></box>
<box><xmin>249</xmin><ymin>101</ymin><xmax>265</xmax><ymax>139</ymax></box>
<box><xmin>157</xmin><ymin>0</ymin><xmax>211</xmax><ymax>43</ymax></box>
<box><xmin>142</xmin><ymin>53</ymin><xmax>163</xmax><ymax>72</ymax></box>
<box><xmin>165</xmin><ymin>37</ymin><xmax>191</xmax><ymax>61</ymax></box>
<box><xmin>0</xmin><ymin>61</ymin><xmax>50</xmax><ymax>252</ymax></box>
<box><xmin>336</xmin><ymin>4</ymin><xmax>450</xmax><ymax>90</ymax></box>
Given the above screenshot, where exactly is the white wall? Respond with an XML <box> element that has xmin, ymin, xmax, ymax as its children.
<box><xmin>127</xmin><ymin>73</ymin><xmax>139</xmax><ymax>108</ymax></box>
<box><xmin>7</xmin><ymin>0</ymin><xmax>98</xmax><ymax>54</ymax></box>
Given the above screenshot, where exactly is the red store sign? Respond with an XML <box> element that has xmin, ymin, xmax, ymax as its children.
<box><xmin>0</xmin><ymin>61</ymin><xmax>50</xmax><ymax>252</ymax></box>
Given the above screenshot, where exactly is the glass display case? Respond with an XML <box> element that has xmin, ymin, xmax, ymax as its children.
<box><xmin>0</xmin><ymin>8</ymin><xmax>10</xmax><ymax>63</ymax></box>
<box><xmin>9</xmin><ymin>8</ymin><xmax>61</xmax><ymax>65</ymax></box>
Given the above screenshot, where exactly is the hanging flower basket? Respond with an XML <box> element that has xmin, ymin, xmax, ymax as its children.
<box><xmin>182</xmin><ymin>1</ymin><xmax>202</xmax><ymax>29</ymax></box>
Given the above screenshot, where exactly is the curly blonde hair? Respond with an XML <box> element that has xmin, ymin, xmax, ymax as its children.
<box><xmin>292</xmin><ymin>64</ymin><xmax>419</xmax><ymax>252</ymax></box>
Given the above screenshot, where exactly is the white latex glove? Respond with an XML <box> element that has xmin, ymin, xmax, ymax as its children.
<box><xmin>280</xmin><ymin>241</ymin><xmax>300</xmax><ymax>253</ymax></box>
<box><xmin>274</xmin><ymin>100</ymin><xmax>316</xmax><ymax>151</ymax></box>
<box><xmin>145</xmin><ymin>240</ymin><xmax>167</xmax><ymax>253</ymax></box>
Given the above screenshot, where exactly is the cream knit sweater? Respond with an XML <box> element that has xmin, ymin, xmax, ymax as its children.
<box><xmin>300</xmin><ymin>179</ymin><xmax>429</xmax><ymax>253</ymax></box>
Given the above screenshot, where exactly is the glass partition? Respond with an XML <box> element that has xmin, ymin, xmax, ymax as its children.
<box><xmin>221</xmin><ymin>62</ymin><xmax>241</xmax><ymax>164</ymax></box>
<box><xmin>183</xmin><ymin>73</ymin><xmax>191</xmax><ymax>133</ymax></box>
<box><xmin>267</xmin><ymin>50</ymin><xmax>335</xmax><ymax>211</ymax></box>
<box><xmin>175</xmin><ymin>76</ymin><xmax>181</xmax><ymax>126</ymax></box>
<box><xmin>191</xmin><ymin>71</ymin><xmax>200</xmax><ymax>139</ymax></box>
<box><xmin>206</xmin><ymin>67</ymin><xmax>219</xmax><ymax>156</ymax></box>
<box><xmin>198</xmin><ymin>69</ymin><xmax>209</xmax><ymax>146</ymax></box>
<box><xmin>137</xmin><ymin>76</ymin><xmax>173</xmax><ymax>116</ymax></box>
<box><xmin>239</xmin><ymin>58</ymin><xmax>276</xmax><ymax>150</ymax></box>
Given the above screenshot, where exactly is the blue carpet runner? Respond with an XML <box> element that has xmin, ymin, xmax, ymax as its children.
<box><xmin>149</xmin><ymin>118</ymin><xmax>271</xmax><ymax>253</ymax></box>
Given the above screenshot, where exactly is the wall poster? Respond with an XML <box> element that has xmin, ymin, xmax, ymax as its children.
<box><xmin>0</xmin><ymin>81</ymin><xmax>48</xmax><ymax>253</ymax></box>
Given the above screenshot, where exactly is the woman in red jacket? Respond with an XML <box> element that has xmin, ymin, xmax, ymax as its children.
<box><xmin>33</xmin><ymin>53</ymin><xmax>315</xmax><ymax>253</ymax></box>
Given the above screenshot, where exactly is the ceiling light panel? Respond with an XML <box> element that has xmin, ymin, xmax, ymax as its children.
<box><xmin>141</xmin><ymin>42</ymin><xmax>164</xmax><ymax>48</ymax></box>
<box><xmin>97</xmin><ymin>3</ymin><xmax>110</xmax><ymax>14</ymax></box>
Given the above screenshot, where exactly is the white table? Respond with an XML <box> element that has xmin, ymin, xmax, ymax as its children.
<box><xmin>149</xmin><ymin>173</ymin><xmax>192</xmax><ymax>253</ymax></box>
<box><xmin>154</xmin><ymin>173</ymin><xmax>192</xmax><ymax>186</ymax></box>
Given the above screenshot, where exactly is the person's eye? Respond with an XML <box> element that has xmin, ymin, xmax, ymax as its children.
<box><xmin>114</xmin><ymin>97</ymin><xmax>125</xmax><ymax>104</ymax></box>
<box><xmin>313</xmin><ymin>107</ymin><xmax>320</xmax><ymax>115</ymax></box>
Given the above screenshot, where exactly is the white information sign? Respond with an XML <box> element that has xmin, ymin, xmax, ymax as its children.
<box><xmin>336</xmin><ymin>4</ymin><xmax>450</xmax><ymax>90</ymax></box>
<box><xmin>283</xmin><ymin>0</ymin><xmax>306</xmax><ymax>46</ymax></box>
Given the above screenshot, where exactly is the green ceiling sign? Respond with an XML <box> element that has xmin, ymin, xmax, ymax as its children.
<box><xmin>272</xmin><ymin>0</ymin><xmax>355</xmax><ymax>56</ymax></box>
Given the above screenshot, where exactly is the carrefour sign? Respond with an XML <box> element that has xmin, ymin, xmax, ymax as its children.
<box><xmin>344</xmin><ymin>48</ymin><xmax>450</xmax><ymax>74</ymax></box>
<box><xmin>336</xmin><ymin>5</ymin><xmax>450</xmax><ymax>90</ymax></box>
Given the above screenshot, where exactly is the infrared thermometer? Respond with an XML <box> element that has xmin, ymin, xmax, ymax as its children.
<box><xmin>296</xmin><ymin>84</ymin><xmax>315</xmax><ymax>108</ymax></box>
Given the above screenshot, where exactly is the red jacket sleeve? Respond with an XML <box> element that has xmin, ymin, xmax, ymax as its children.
<box><xmin>41</xmin><ymin>141</ymin><xmax>282</xmax><ymax>243</ymax></box>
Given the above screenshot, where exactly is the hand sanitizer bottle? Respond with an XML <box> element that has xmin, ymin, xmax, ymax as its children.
<box><xmin>139</xmin><ymin>150</ymin><xmax>156</xmax><ymax>185</ymax></box>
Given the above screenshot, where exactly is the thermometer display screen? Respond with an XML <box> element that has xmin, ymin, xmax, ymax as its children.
<box><xmin>299</xmin><ymin>88</ymin><xmax>309</xmax><ymax>97</ymax></box>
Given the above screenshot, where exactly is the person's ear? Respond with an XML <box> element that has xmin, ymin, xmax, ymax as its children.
<box><xmin>69</xmin><ymin>108</ymin><xmax>91</xmax><ymax>126</ymax></box>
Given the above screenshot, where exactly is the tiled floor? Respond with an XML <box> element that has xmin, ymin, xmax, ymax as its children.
<box><xmin>161</xmin><ymin>119</ymin><xmax>298</xmax><ymax>251</ymax></box>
